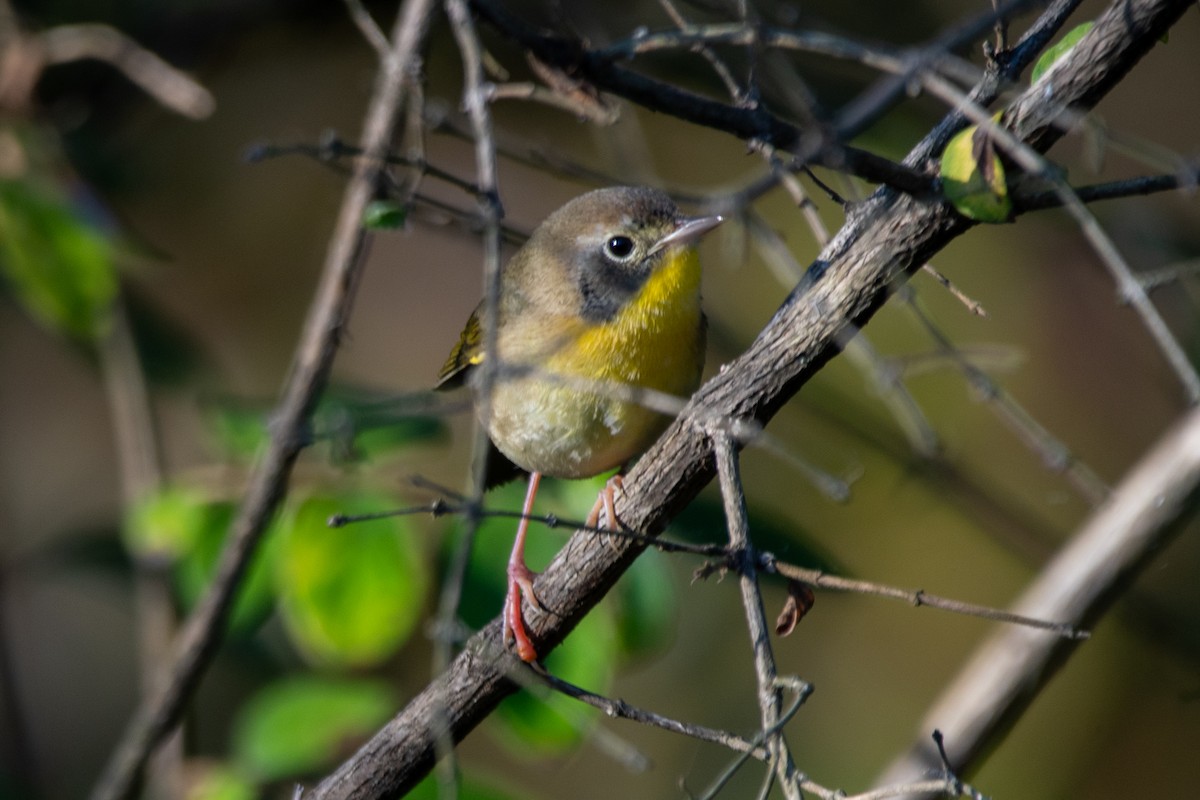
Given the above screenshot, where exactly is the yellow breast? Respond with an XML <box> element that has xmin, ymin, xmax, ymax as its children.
<box><xmin>488</xmin><ymin>247</ymin><xmax>704</xmax><ymax>478</ymax></box>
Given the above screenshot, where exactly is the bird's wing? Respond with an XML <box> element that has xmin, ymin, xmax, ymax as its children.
<box><xmin>436</xmin><ymin>304</ymin><xmax>485</xmax><ymax>389</ymax></box>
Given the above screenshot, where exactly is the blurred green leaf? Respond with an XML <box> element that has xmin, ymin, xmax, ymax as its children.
<box><xmin>611</xmin><ymin>547</ymin><xmax>676</xmax><ymax>661</ymax></box>
<box><xmin>0</xmin><ymin>178</ymin><xmax>117</xmax><ymax>341</ymax></box>
<box><xmin>205</xmin><ymin>389</ymin><xmax>449</xmax><ymax>464</ymax></box>
<box><xmin>174</xmin><ymin>501</ymin><xmax>276</xmax><ymax>634</ymax></box>
<box><xmin>124</xmin><ymin>485</ymin><xmax>214</xmax><ymax>561</ymax></box>
<box><xmin>407</xmin><ymin>772</ymin><xmax>525</xmax><ymax>800</ymax></box>
<box><xmin>315</xmin><ymin>390</ymin><xmax>448</xmax><ymax>463</ymax></box>
<box><xmin>185</xmin><ymin>764</ymin><xmax>256</xmax><ymax>800</ymax></box>
<box><xmin>939</xmin><ymin>114</ymin><xmax>1012</xmax><ymax>223</ymax></box>
<box><xmin>493</xmin><ymin>606</ymin><xmax>615</xmax><ymax>754</ymax></box>
<box><xmin>204</xmin><ymin>403</ymin><xmax>271</xmax><ymax>460</ymax></box>
<box><xmin>232</xmin><ymin>676</ymin><xmax>396</xmax><ymax>782</ymax></box>
<box><xmin>1031</xmin><ymin>23</ymin><xmax>1095</xmax><ymax>83</ymax></box>
<box><xmin>363</xmin><ymin>199</ymin><xmax>407</xmax><ymax>229</ymax></box>
<box><xmin>275</xmin><ymin>493</ymin><xmax>427</xmax><ymax>667</ymax></box>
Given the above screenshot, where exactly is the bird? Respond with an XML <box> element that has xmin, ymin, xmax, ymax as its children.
<box><xmin>437</xmin><ymin>186</ymin><xmax>722</xmax><ymax>661</ymax></box>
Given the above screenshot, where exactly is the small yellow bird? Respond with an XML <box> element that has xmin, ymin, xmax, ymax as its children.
<box><xmin>437</xmin><ymin>186</ymin><xmax>722</xmax><ymax>661</ymax></box>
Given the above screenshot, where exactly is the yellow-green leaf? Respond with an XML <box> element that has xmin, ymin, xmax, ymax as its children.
<box><xmin>939</xmin><ymin>115</ymin><xmax>1012</xmax><ymax>223</ymax></box>
<box><xmin>186</xmin><ymin>764</ymin><xmax>256</xmax><ymax>800</ymax></box>
<box><xmin>124</xmin><ymin>486</ymin><xmax>214</xmax><ymax>561</ymax></box>
<box><xmin>1031</xmin><ymin>22</ymin><xmax>1095</xmax><ymax>83</ymax></box>
<box><xmin>275</xmin><ymin>493</ymin><xmax>427</xmax><ymax>667</ymax></box>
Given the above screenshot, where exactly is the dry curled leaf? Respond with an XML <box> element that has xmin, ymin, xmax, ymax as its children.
<box><xmin>775</xmin><ymin>580</ymin><xmax>816</xmax><ymax>636</ymax></box>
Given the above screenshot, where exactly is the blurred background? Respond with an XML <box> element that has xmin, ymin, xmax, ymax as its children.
<box><xmin>1</xmin><ymin>0</ymin><xmax>1198</xmax><ymax>798</ymax></box>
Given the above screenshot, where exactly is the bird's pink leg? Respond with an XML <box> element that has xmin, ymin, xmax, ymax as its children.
<box><xmin>504</xmin><ymin>471</ymin><xmax>543</xmax><ymax>662</ymax></box>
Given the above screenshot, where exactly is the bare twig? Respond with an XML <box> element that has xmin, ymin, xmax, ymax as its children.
<box><xmin>342</xmin><ymin>0</ymin><xmax>390</xmax><ymax>59</ymax></box>
<box><xmin>339</xmin><ymin>495</ymin><xmax>1085</xmax><ymax>640</ymax></box>
<box><xmin>713</xmin><ymin>433</ymin><xmax>801</xmax><ymax>799</ymax></box>
<box><xmin>87</xmin><ymin>2</ymin><xmax>440</xmax><ymax>798</ymax></box>
<box><xmin>96</xmin><ymin>294</ymin><xmax>181</xmax><ymax>800</ymax></box>
<box><xmin>468</xmin><ymin>0</ymin><xmax>936</xmax><ymax>196</ymax></box>
<box><xmin>37</xmin><ymin>24</ymin><xmax>213</xmax><ymax>118</ymax></box>
<box><xmin>758</xmin><ymin>557</ymin><xmax>1088</xmax><ymax>639</ymax></box>
<box><xmin>534</xmin><ymin>668</ymin><xmax>770</xmax><ymax>760</ymax></box>
<box><xmin>435</xmin><ymin>0</ymin><xmax>505</xmax><ymax>794</ymax></box>
<box><xmin>900</xmin><ymin>295</ymin><xmax>1112</xmax><ymax>506</ymax></box>
<box><xmin>875</xmin><ymin>404</ymin><xmax>1200</xmax><ymax>797</ymax></box>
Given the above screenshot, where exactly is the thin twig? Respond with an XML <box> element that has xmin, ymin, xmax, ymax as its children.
<box><xmin>38</xmin><ymin>24</ymin><xmax>214</xmax><ymax>118</ymax></box>
<box><xmin>713</xmin><ymin>433</ymin><xmax>801</xmax><ymax>800</ymax></box>
<box><xmin>534</xmin><ymin>668</ymin><xmax>770</xmax><ymax>760</ymax></box>
<box><xmin>336</xmin><ymin>496</ymin><xmax>1086</xmax><ymax>640</ymax></box>
<box><xmin>341</xmin><ymin>0</ymin><xmax>390</xmax><ymax>59</ymax></box>
<box><xmin>439</xmin><ymin>1</ymin><xmax>506</xmax><ymax>794</ymax></box>
<box><xmin>757</xmin><ymin>557</ymin><xmax>1088</xmax><ymax>639</ymax></box>
<box><xmin>901</xmin><ymin>295</ymin><xmax>1111</xmax><ymax>506</ymax></box>
<box><xmin>87</xmin><ymin>2</ymin><xmax>440</xmax><ymax>798</ymax></box>
<box><xmin>97</xmin><ymin>294</ymin><xmax>182</xmax><ymax>800</ymax></box>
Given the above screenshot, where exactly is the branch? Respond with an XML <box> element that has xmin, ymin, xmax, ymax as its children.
<box><xmin>713</xmin><ymin>434</ymin><xmax>800</xmax><ymax>798</ymax></box>
<box><xmin>87</xmin><ymin>1</ymin><xmax>441</xmax><ymax>798</ymax></box>
<box><xmin>38</xmin><ymin>23</ymin><xmax>214</xmax><ymax>118</ymax></box>
<box><xmin>874</xmin><ymin>403</ymin><xmax>1200</xmax><ymax>797</ymax></box>
<box><xmin>467</xmin><ymin>0</ymin><xmax>935</xmax><ymax>196</ymax></box>
<box><xmin>308</xmin><ymin>1</ymin><xmax>1194</xmax><ymax>796</ymax></box>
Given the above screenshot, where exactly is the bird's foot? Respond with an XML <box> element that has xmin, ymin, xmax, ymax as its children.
<box><xmin>503</xmin><ymin>560</ymin><xmax>542</xmax><ymax>662</ymax></box>
<box><xmin>586</xmin><ymin>475</ymin><xmax>625</xmax><ymax>553</ymax></box>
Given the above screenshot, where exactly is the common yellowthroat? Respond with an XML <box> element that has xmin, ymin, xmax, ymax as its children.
<box><xmin>437</xmin><ymin>186</ymin><xmax>722</xmax><ymax>661</ymax></box>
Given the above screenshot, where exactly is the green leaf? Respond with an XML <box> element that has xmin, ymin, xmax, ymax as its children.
<box><xmin>1031</xmin><ymin>22</ymin><xmax>1095</xmax><ymax>83</ymax></box>
<box><xmin>275</xmin><ymin>493</ymin><xmax>428</xmax><ymax>667</ymax></box>
<box><xmin>363</xmin><ymin>200</ymin><xmax>407</xmax><ymax>229</ymax></box>
<box><xmin>939</xmin><ymin>114</ymin><xmax>1012</xmax><ymax>223</ymax></box>
<box><xmin>186</xmin><ymin>764</ymin><xmax>256</xmax><ymax>800</ymax></box>
<box><xmin>0</xmin><ymin>178</ymin><xmax>117</xmax><ymax>341</ymax></box>
<box><xmin>232</xmin><ymin>676</ymin><xmax>396</xmax><ymax>782</ymax></box>
<box><xmin>173</xmin><ymin>501</ymin><xmax>276</xmax><ymax>634</ymax></box>
<box><xmin>124</xmin><ymin>486</ymin><xmax>215</xmax><ymax>561</ymax></box>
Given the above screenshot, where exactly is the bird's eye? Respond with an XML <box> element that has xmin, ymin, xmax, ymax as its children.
<box><xmin>604</xmin><ymin>235</ymin><xmax>636</xmax><ymax>261</ymax></box>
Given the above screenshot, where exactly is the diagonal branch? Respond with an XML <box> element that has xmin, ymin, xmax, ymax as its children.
<box><xmin>308</xmin><ymin>1</ymin><xmax>1194</xmax><ymax>797</ymax></box>
<box><xmin>874</xmin><ymin>404</ymin><xmax>1200</xmax><ymax>797</ymax></box>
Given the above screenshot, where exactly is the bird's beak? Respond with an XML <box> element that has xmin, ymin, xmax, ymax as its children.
<box><xmin>652</xmin><ymin>213</ymin><xmax>724</xmax><ymax>254</ymax></box>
